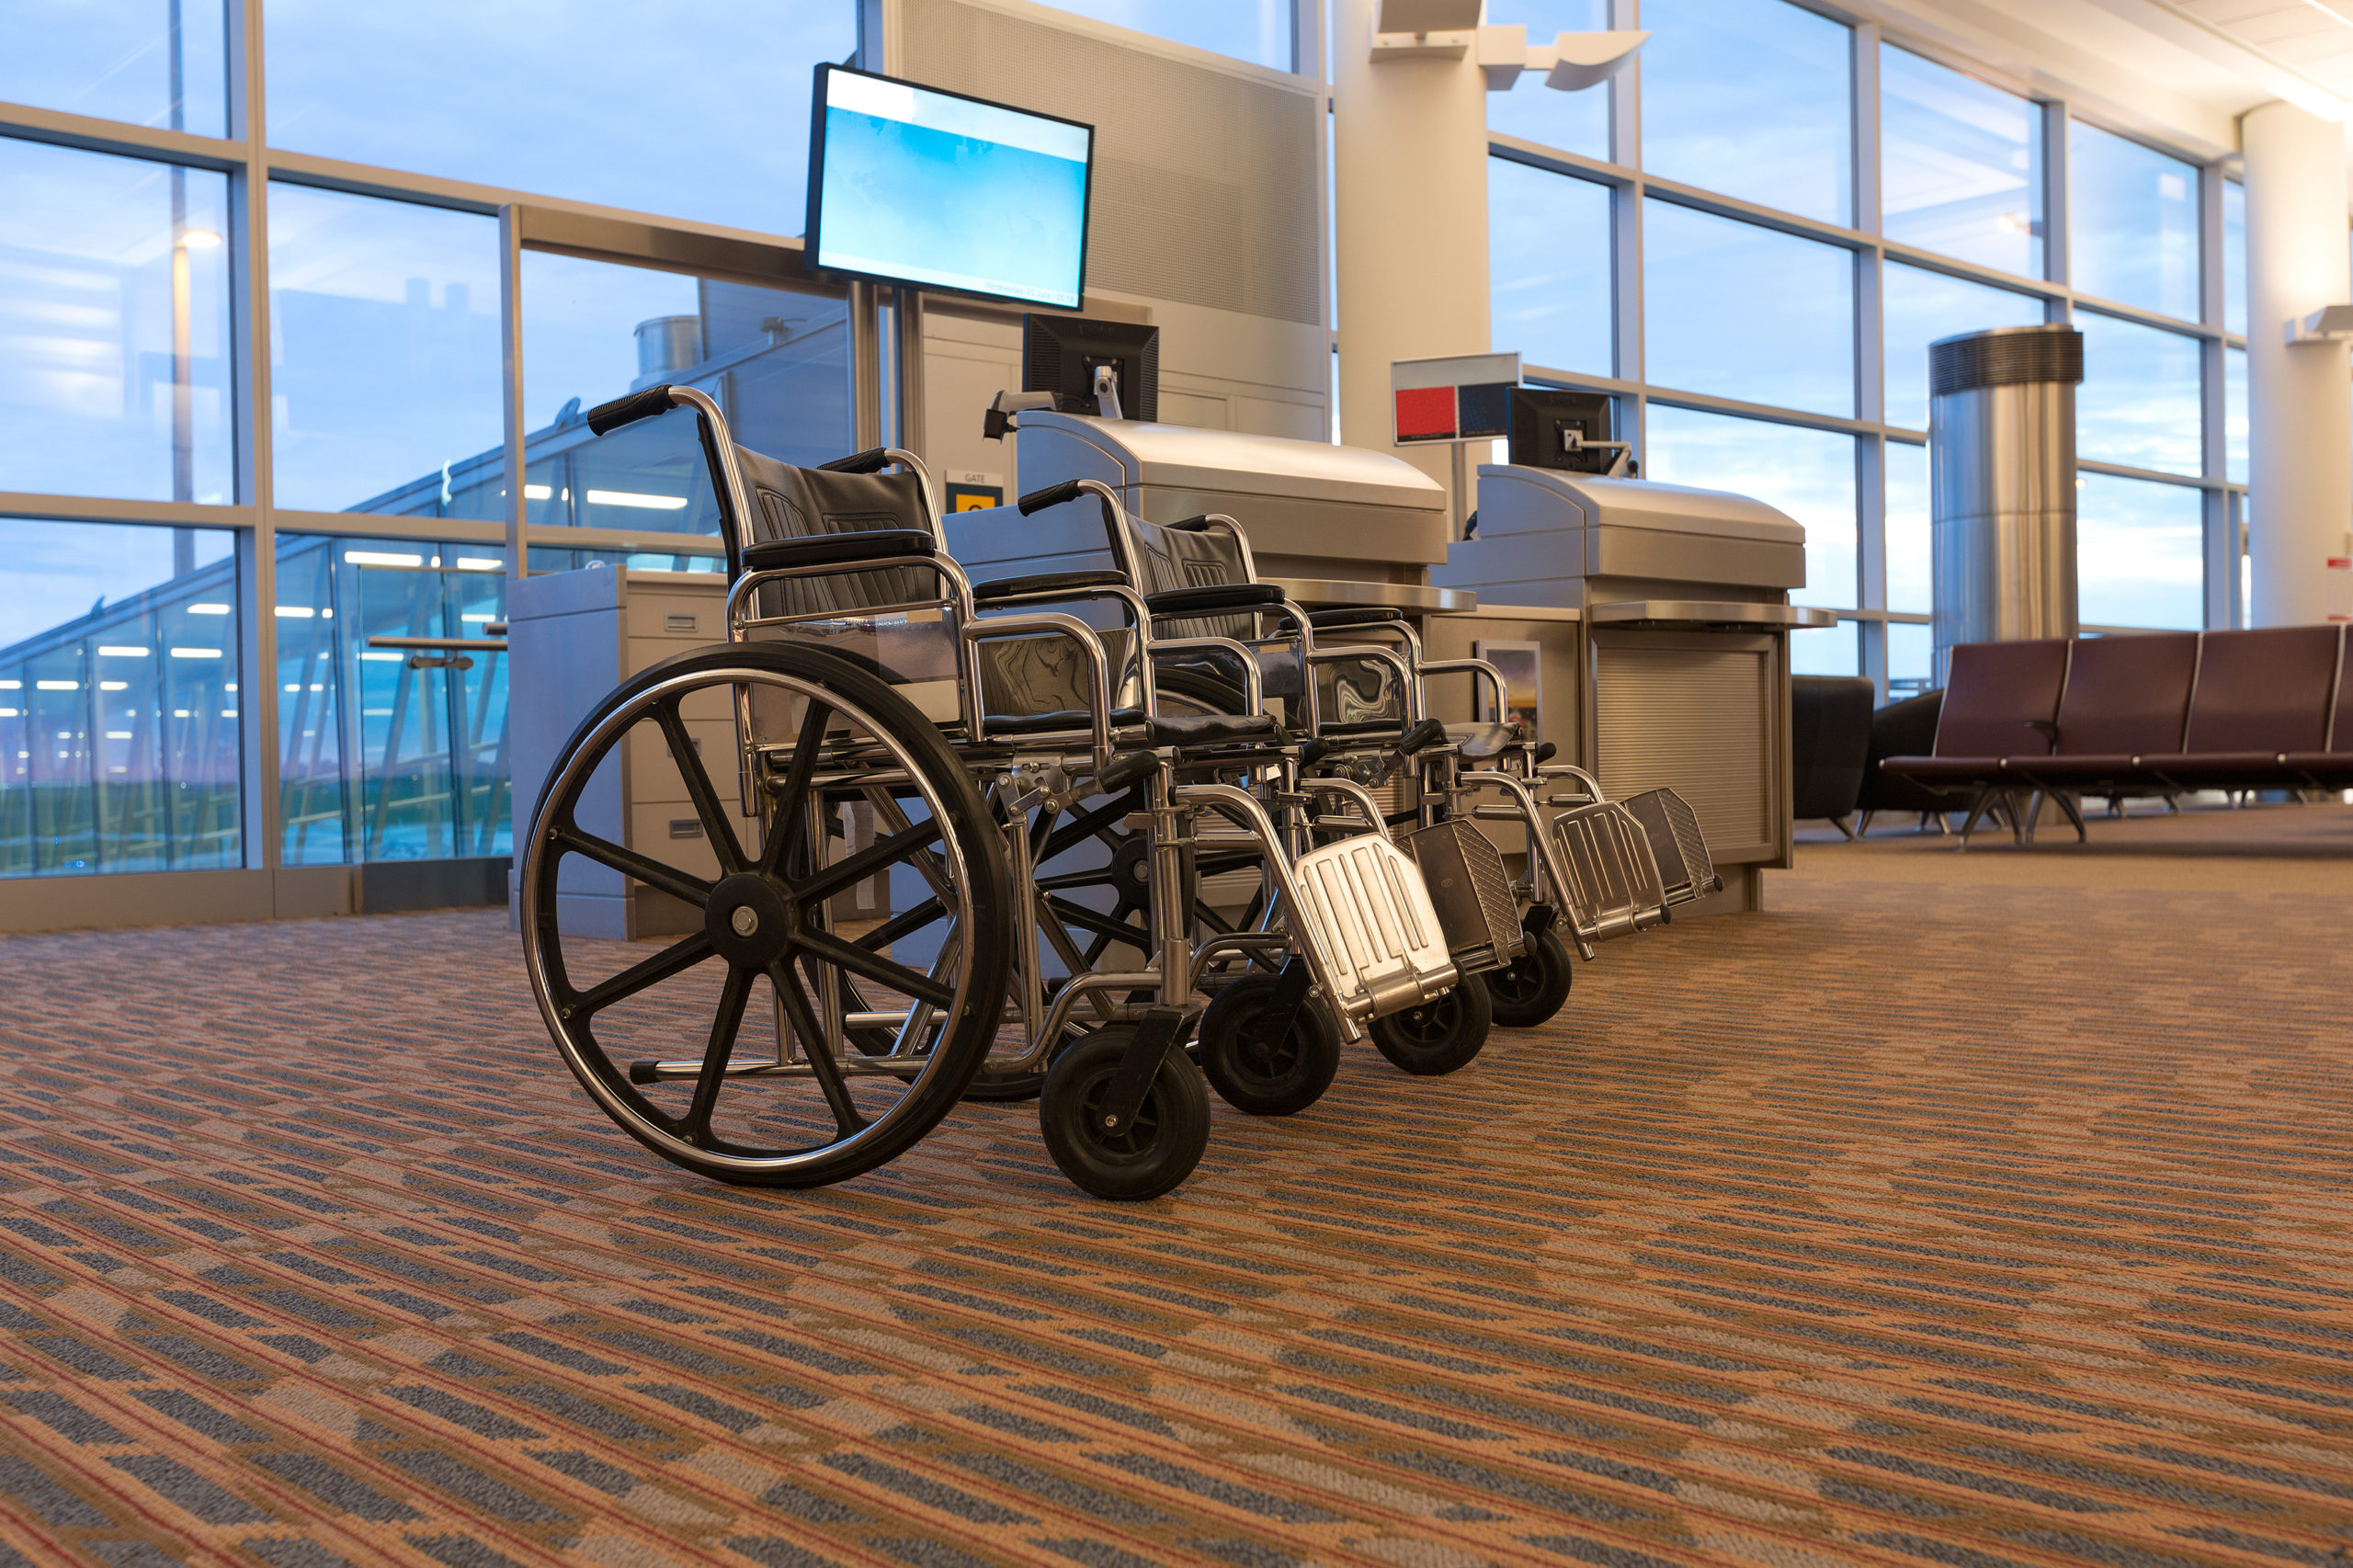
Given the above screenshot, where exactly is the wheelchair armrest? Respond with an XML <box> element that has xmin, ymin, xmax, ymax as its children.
<box><xmin>972</xmin><ymin>569</ymin><xmax>1130</xmax><ymax>603</ymax></box>
<box><xmin>740</xmin><ymin>530</ymin><xmax>935</xmax><ymax>574</ymax></box>
<box><xmin>1307</xmin><ymin>606</ymin><xmax>1407</xmax><ymax>630</ymax></box>
<box><xmin>1146</xmin><ymin>583</ymin><xmax>1285</xmax><ymax>615</ymax></box>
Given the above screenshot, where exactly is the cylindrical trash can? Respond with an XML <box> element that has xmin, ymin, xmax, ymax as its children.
<box><xmin>1928</xmin><ymin>324</ymin><xmax>2084</xmax><ymax>680</ymax></box>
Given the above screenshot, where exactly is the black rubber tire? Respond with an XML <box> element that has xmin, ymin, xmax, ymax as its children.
<box><xmin>1368</xmin><ymin>978</ymin><xmax>1493</xmax><ymax>1076</ymax></box>
<box><xmin>1483</xmin><ymin>926</ymin><xmax>1574</xmax><ymax>1028</ymax></box>
<box><xmin>1038</xmin><ymin>1026</ymin><xmax>1211</xmax><ymax>1200</ymax></box>
<box><xmin>1193</xmin><ymin>972</ymin><xmax>1340</xmax><ymax>1116</ymax></box>
<box><xmin>520</xmin><ymin>641</ymin><xmax>1013</xmax><ymax>1189</ymax></box>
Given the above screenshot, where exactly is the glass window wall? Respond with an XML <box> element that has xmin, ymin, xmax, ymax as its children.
<box><xmin>2068</xmin><ymin>120</ymin><xmax>2199</xmax><ymax>320</ymax></box>
<box><xmin>1643</xmin><ymin>201</ymin><xmax>1853</xmax><ymax>416</ymax></box>
<box><xmin>263</xmin><ymin>0</ymin><xmax>854</xmax><ymax>236</ymax></box>
<box><xmin>1880</xmin><ymin>47</ymin><xmax>2041</xmax><ymax>278</ymax></box>
<box><xmin>2076</xmin><ymin>310</ymin><xmax>2202</xmax><ymax>477</ymax></box>
<box><xmin>1881</xmin><ymin>263</ymin><xmax>2045</xmax><ymax>431</ymax></box>
<box><xmin>1</xmin><ymin>138</ymin><xmax>235</xmax><ymax>505</ymax></box>
<box><xmin>3</xmin><ymin>0</ymin><xmax>230</xmax><ymax>136</ymax></box>
<box><xmin>2222</xmin><ymin>179</ymin><xmax>2245</xmax><ymax>336</ymax></box>
<box><xmin>2224</xmin><ymin>345</ymin><xmax>2245</xmax><ymax>487</ymax></box>
<box><xmin>1036</xmin><ymin>0</ymin><xmax>1294</xmax><ymax>70</ymax></box>
<box><xmin>1643</xmin><ymin>404</ymin><xmax>1857</xmax><ymax>611</ymax></box>
<box><xmin>267</xmin><ymin>184</ymin><xmax>505</xmax><ymax>517</ymax></box>
<box><xmin>275</xmin><ymin>537</ymin><xmax>509</xmax><ymax>866</ymax></box>
<box><xmin>520</xmin><ymin>251</ymin><xmax>853</xmax><ymax>532</ymax></box>
<box><xmin>1884</xmin><ymin>437</ymin><xmax>1930</xmax><ymax>614</ymax></box>
<box><xmin>1488</xmin><ymin>160</ymin><xmax>1612</xmax><ymax>378</ymax></box>
<box><xmin>2077</xmin><ymin>473</ymin><xmax>2202</xmax><ymax>630</ymax></box>
<box><xmin>1638</xmin><ymin>0</ymin><xmax>1851</xmax><ymax>224</ymax></box>
<box><xmin>0</xmin><ymin>517</ymin><xmax>243</xmax><ymax>879</ymax></box>
<box><xmin>1485</xmin><ymin>0</ymin><xmax>1610</xmax><ymax>159</ymax></box>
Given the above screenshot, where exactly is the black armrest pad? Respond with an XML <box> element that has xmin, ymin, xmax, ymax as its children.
<box><xmin>1308</xmin><ymin>606</ymin><xmax>1406</xmax><ymax>629</ymax></box>
<box><xmin>1147</xmin><ymin>583</ymin><xmax>1284</xmax><ymax>615</ymax></box>
<box><xmin>742</xmin><ymin>529</ymin><xmax>935</xmax><ymax>574</ymax></box>
<box><xmin>972</xmin><ymin>569</ymin><xmax>1130</xmax><ymax>603</ymax></box>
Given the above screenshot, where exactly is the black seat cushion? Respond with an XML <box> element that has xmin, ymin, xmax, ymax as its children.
<box><xmin>1147</xmin><ymin>583</ymin><xmax>1285</xmax><ymax>616</ymax></box>
<box><xmin>1308</xmin><ymin>606</ymin><xmax>1408</xmax><ymax>630</ymax></box>
<box><xmin>983</xmin><ymin>707</ymin><xmax>1279</xmax><ymax>748</ymax></box>
<box><xmin>972</xmin><ymin>569</ymin><xmax>1129</xmax><ymax>603</ymax></box>
<box><xmin>742</xmin><ymin>529</ymin><xmax>934</xmax><ymax>573</ymax></box>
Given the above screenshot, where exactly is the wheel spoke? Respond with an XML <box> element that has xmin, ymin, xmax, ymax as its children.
<box><xmin>682</xmin><ymin>964</ymin><xmax>756</xmax><ymax>1145</ymax></box>
<box><xmin>552</xmin><ymin>824</ymin><xmax>713</xmax><ymax>908</ymax></box>
<box><xmin>794</xmin><ymin>816</ymin><xmax>944</xmax><ymax>907</ymax></box>
<box><xmin>796</xmin><ymin>927</ymin><xmax>958</xmax><ymax>1008</ymax></box>
<box><xmin>865</xmin><ymin>787</ymin><xmax>957</xmax><ymax>907</ymax></box>
<box><xmin>758</xmin><ymin>695</ymin><xmax>834</xmax><ymax>876</ymax></box>
<box><xmin>857</xmin><ymin>896</ymin><xmax>946</xmax><ymax>952</ymax></box>
<box><xmin>1037</xmin><ymin>791</ymin><xmax>1134</xmax><ymax>864</ymax></box>
<box><xmin>570</xmin><ymin>931</ymin><xmax>717</xmax><ymax>1017</ymax></box>
<box><xmin>1050</xmin><ymin>894</ymin><xmax>1150</xmax><ymax>951</ymax></box>
<box><xmin>655</xmin><ymin>698</ymin><xmax>745</xmax><ymax>874</ymax></box>
<box><xmin>1034</xmin><ymin>867</ymin><xmax>1122</xmax><ymax>894</ymax></box>
<box><xmin>770</xmin><ymin>961</ymin><xmax>870</xmax><ymax>1139</ymax></box>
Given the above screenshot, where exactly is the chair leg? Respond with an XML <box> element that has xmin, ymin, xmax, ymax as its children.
<box><xmin>2052</xmin><ymin>790</ymin><xmax>2089</xmax><ymax>843</ymax></box>
<box><xmin>1926</xmin><ymin>811</ymin><xmax>1949</xmax><ymax>836</ymax></box>
<box><xmin>1856</xmin><ymin>810</ymin><xmax>1876</xmax><ymax>837</ymax></box>
<box><xmin>2015</xmin><ymin>790</ymin><xmax>2037</xmax><ymax>847</ymax></box>
<box><xmin>1832</xmin><ymin>814</ymin><xmax>1856</xmax><ymax>840</ymax></box>
<box><xmin>1956</xmin><ymin>790</ymin><xmax>1993</xmax><ymax>847</ymax></box>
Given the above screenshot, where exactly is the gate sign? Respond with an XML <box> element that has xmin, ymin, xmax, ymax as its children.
<box><xmin>1392</xmin><ymin>351</ymin><xmax>1522</xmax><ymax>446</ymax></box>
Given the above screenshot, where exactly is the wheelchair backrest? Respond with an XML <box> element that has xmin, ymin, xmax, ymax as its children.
<box><xmin>1122</xmin><ymin>513</ymin><xmax>1256</xmax><ymax>642</ymax></box>
<box><xmin>732</xmin><ymin>447</ymin><xmax>941</xmax><ymax>617</ymax></box>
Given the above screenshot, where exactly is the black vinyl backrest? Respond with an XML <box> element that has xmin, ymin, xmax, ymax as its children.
<box><xmin>1124</xmin><ymin>515</ymin><xmax>1256</xmax><ymax>642</ymax></box>
<box><xmin>733</xmin><ymin>446</ymin><xmax>938</xmax><ymax>616</ymax></box>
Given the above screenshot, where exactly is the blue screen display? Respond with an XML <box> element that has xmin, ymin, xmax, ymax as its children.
<box><xmin>812</xmin><ymin>70</ymin><xmax>1090</xmax><ymax>310</ymax></box>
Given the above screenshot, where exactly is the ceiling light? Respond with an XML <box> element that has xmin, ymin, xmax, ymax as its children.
<box><xmin>188</xmin><ymin>602</ymin><xmax>231</xmax><ymax>615</ymax></box>
<box><xmin>182</xmin><ymin>229</ymin><xmax>222</xmax><ymax>249</ymax></box>
<box><xmin>345</xmin><ymin>551</ymin><xmax>424</xmax><ymax>567</ymax></box>
<box><xmin>585</xmin><ymin>489</ymin><xmax>688</xmax><ymax>510</ymax></box>
<box><xmin>453</xmin><ymin>557</ymin><xmax>505</xmax><ymax>571</ymax></box>
<box><xmin>169</xmin><ymin>647</ymin><xmax>222</xmax><ymax>659</ymax></box>
<box><xmin>97</xmin><ymin>645</ymin><xmax>149</xmax><ymax>657</ymax></box>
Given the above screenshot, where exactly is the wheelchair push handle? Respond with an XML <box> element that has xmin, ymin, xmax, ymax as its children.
<box><xmin>1017</xmin><ymin>480</ymin><xmax>1085</xmax><ymax>516</ymax></box>
<box><xmin>818</xmin><ymin>448</ymin><xmax>892</xmax><ymax>474</ymax></box>
<box><xmin>585</xmin><ymin>384</ymin><xmax>678</xmax><ymax>436</ymax></box>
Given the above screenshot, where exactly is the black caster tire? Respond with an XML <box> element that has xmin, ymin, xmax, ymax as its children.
<box><xmin>1194</xmin><ymin>973</ymin><xmax>1340</xmax><ymax>1116</ymax></box>
<box><xmin>1369</xmin><ymin>979</ymin><xmax>1493</xmax><ymax>1076</ymax></box>
<box><xmin>962</xmin><ymin>1070</ymin><xmax>1047</xmax><ymax>1103</ymax></box>
<box><xmin>1039</xmin><ymin>1026</ymin><xmax>1211</xmax><ymax>1200</ymax></box>
<box><xmin>1483</xmin><ymin>926</ymin><xmax>1574</xmax><ymax>1028</ymax></box>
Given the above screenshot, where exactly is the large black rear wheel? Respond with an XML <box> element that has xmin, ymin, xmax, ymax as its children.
<box><xmin>519</xmin><ymin>642</ymin><xmax>1013</xmax><ymax>1188</ymax></box>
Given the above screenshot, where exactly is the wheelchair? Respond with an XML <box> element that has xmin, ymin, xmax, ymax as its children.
<box><xmin>517</xmin><ymin>385</ymin><xmax>1465</xmax><ymax>1201</ymax></box>
<box><xmin>974</xmin><ymin>460</ymin><xmax>1721</xmax><ymax>1071</ymax></box>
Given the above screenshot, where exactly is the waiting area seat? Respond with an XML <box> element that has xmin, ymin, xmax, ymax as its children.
<box><xmin>1879</xmin><ymin>626</ymin><xmax>2353</xmax><ymax>845</ymax></box>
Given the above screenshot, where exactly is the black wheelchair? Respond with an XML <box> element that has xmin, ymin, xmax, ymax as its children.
<box><xmin>517</xmin><ymin>385</ymin><xmax>1468</xmax><ymax>1200</ymax></box>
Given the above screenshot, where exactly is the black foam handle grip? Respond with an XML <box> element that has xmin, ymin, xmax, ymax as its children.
<box><xmin>1017</xmin><ymin>480</ymin><xmax>1083</xmax><ymax>516</ymax></box>
<box><xmin>1534</xmin><ymin>740</ymin><xmax>1558</xmax><ymax>764</ymax></box>
<box><xmin>1165</xmin><ymin>515</ymin><xmax>1216</xmax><ymax>532</ymax></box>
<box><xmin>818</xmin><ymin>447</ymin><xmax>891</xmax><ymax>474</ymax></box>
<box><xmin>1394</xmin><ymin>718</ymin><xmax>1449</xmax><ymax>757</ymax></box>
<box><xmin>585</xmin><ymin>384</ymin><xmax>676</xmax><ymax>436</ymax></box>
<box><xmin>1096</xmin><ymin>751</ymin><xmax>1158</xmax><ymax>793</ymax></box>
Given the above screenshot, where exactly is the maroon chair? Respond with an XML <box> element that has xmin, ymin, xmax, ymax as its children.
<box><xmin>2286</xmin><ymin>627</ymin><xmax>2353</xmax><ymax>787</ymax></box>
<box><xmin>2009</xmin><ymin>632</ymin><xmax>2200</xmax><ymax>824</ymax></box>
<box><xmin>1879</xmin><ymin>639</ymin><xmax>2072</xmax><ymax>844</ymax></box>
<box><xmin>2144</xmin><ymin>626</ymin><xmax>2342</xmax><ymax>789</ymax></box>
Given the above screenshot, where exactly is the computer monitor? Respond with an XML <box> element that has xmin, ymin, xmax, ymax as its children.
<box><xmin>805</xmin><ymin>64</ymin><xmax>1093</xmax><ymax>310</ymax></box>
<box><xmin>1508</xmin><ymin>388</ymin><xmax>1623</xmax><ymax>474</ymax></box>
<box><xmin>1023</xmin><ymin>314</ymin><xmax>1159</xmax><ymax>423</ymax></box>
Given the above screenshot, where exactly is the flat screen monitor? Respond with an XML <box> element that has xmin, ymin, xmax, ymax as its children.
<box><xmin>805</xmin><ymin>63</ymin><xmax>1093</xmax><ymax>310</ymax></box>
<box><xmin>1508</xmin><ymin>388</ymin><xmax>1620</xmax><ymax>474</ymax></box>
<box><xmin>1023</xmin><ymin>314</ymin><xmax>1159</xmax><ymax>423</ymax></box>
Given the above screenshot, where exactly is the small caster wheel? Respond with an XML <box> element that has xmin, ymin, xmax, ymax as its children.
<box><xmin>1039</xmin><ymin>1026</ymin><xmax>1211</xmax><ymax>1200</ymax></box>
<box><xmin>1483</xmin><ymin>925</ymin><xmax>1574</xmax><ymax>1028</ymax></box>
<box><xmin>1370</xmin><ymin>979</ymin><xmax>1492</xmax><ymax>1076</ymax></box>
<box><xmin>1195</xmin><ymin>972</ymin><xmax>1340</xmax><ymax>1116</ymax></box>
<box><xmin>961</xmin><ymin>1069</ymin><xmax>1046</xmax><ymax>1103</ymax></box>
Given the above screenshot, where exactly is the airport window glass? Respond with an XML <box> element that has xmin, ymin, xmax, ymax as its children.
<box><xmin>2076</xmin><ymin>310</ymin><xmax>2201</xmax><ymax>477</ymax></box>
<box><xmin>1886</xmin><ymin>619</ymin><xmax>1933</xmax><ymax>696</ymax></box>
<box><xmin>0</xmin><ymin>517</ymin><xmax>243</xmax><ymax>879</ymax></box>
<box><xmin>1489</xmin><ymin>160</ymin><xmax>1612</xmax><ymax>378</ymax></box>
<box><xmin>1639</xmin><ymin>0</ymin><xmax>1850</xmax><ymax>224</ymax></box>
<box><xmin>1788</xmin><ymin>621</ymin><xmax>1859</xmax><ymax>677</ymax></box>
<box><xmin>263</xmin><ymin>0</ymin><xmax>854</xmax><ymax>237</ymax></box>
<box><xmin>2222</xmin><ymin>179</ymin><xmax>2245</xmax><ymax>335</ymax></box>
<box><xmin>0</xmin><ymin>139</ymin><xmax>235</xmax><ymax>505</ymax></box>
<box><xmin>1035</xmin><ymin>0</ymin><xmax>1294</xmax><ymax>70</ymax></box>
<box><xmin>520</xmin><ymin>251</ymin><xmax>853</xmax><ymax>533</ymax></box>
<box><xmin>1643</xmin><ymin>404</ymin><xmax>1857</xmax><ymax>610</ymax></box>
<box><xmin>1881</xmin><ymin>262</ymin><xmax>2044</xmax><ymax>432</ymax></box>
<box><xmin>2077</xmin><ymin>472</ymin><xmax>2201</xmax><ymax>629</ymax></box>
<box><xmin>2</xmin><ymin>0</ymin><xmax>231</xmax><ymax>137</ymax></box>
<box><xmin>1644</xmin><ymin>200</ymin><xmax>1852</xmax><ymax>417</ymax></box>
<box><xmin>1484</xmin><ymin>0</ymin><xmax>1610</xmax><ymax>159</ymax></box>
<box><xmin>275</xmin><ymin>536</ymin><xmax>510</xmax><ymax>866</ymax></box>
<box><xmin>1884</xmin><ymin>437</ymin><xmax>1930</xmax><ymax>614</ymax></box>
<box><xmin>267</xmin><ymin>184</ymin><xmax>505</xmax><ymax>518</ymax></box>
<box><xmin>2068</xmin><ymin>119</ymin><xmax>2200</xmax><ymax>320</ymax></box>
<box><xmin>1880</xmin><ymin>48</ymin><xmax>2041</xmax><ymax>278</ymax></box>
<box><xmin>2224</xmin><ymin>345</ymin><xmax>2245</xmax><ymax>486</ymax></box>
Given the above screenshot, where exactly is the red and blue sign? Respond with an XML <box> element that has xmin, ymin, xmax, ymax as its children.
<box><xmin>1392</xmin><ymin>352</ymin><xmax>1522</xmax><ymax>446</ymax></box>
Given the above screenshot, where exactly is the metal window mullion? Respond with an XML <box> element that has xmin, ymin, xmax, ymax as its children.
<box><xmin>227</xmin><ymin>0</ymin><xmax>283</xmax><ymax>883</ymax></box>
<box><xmin>2197</xmin><ymin>163</ymin><xmax>2228</xmax><ymax>630</ymax></box>
<box><xmin>2043</xmin><ymin>97</ymin><xmax>2070</xmax><ymax>291</ymax></box>
<box><xmin>1609</xmin><ymin>0</ymin><xmax>1639</xmax><ymax>173</ymax></box>
<box><xmin>499</xmin><ymin>206</ymin><xmax>528</xmax><ymax>584</ymax></box>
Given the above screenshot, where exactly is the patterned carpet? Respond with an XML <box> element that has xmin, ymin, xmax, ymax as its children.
<box><xmin>0</xmin><ymin>877</ymin><xmax>2348</xmax><ymax>1568</ymax></box>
